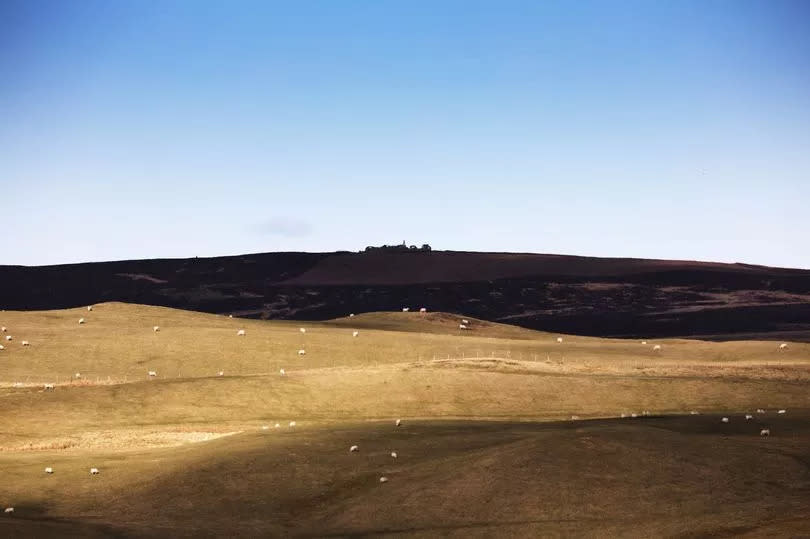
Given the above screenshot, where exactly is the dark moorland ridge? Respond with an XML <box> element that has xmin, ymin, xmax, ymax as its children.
<box><xmin>2</xmin><ymin>250</ymin><xmax>810</xmax><ymax>340</ymax></box>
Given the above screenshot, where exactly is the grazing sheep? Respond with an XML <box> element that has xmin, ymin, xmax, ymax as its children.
<box><xmin>4</xmin><ymin>507</ymin><xmax>13</xmax><ymax>514</ymax></box>
<box><xmin>298</xmin><ymin>349</ymin><xmax>306</xmax><ymax>356</ymax></box>
<box><xmin>217</xmin><ymin>371</ymin><xmax>224</xmax><ymax>377</ymax></box>
<box><xmin>690</xmin><ymin>411</ymin><xmax>700</xmax><ymax>415</ymax></box>
<box><xmin>45</xmin><ymin>467</ymin><xmax>53</xmax><ymax>474</ymax></box>
<box><xmin>349</xmin><ymin>445</ymin><xmax>359</xmax><ymax>452</ymax></box>
<box><xmin>652</xmin><ymin>344</ymin><xmax>662</xmax><ymax>352</ymax></box>
<box><xmin>21</xmin><ymin>340</ymin><xmax>29</xmax><ymax>346</ymax></box>
<box><xmin>459</xmin><ymin>324</ymin><xmax>467</xmax><ymax>330</ymax></box>
<box><xmin>289</xmin><ymin>421</ymin><xmax>296</xmax><ymax>428</ymax></box>
<box><xmin>0</xmin><ymin>345</ymin><xmax>4</xmax><ymax>350</ymax></box>
<box><xmin>5</xmin><ymin>335</ymin><xmax>12</xmax><ymax>341</ymax></box>
<box><xmin>79</xmin><ymin>318</ymin><xmax>85</xmax><ymax>324</ymax></box>
<box><xmin>1</xmin><ymin>326</ymin><xmax>5</xmax><ymax>332</ymax></box>
<box><xmin>556</xmin><ymin>337</ymin><xmax>563</xmax><ymax>344</ymax></box>
<box><xmin>779</xmin><ymin>343</ymin><xmax>788</xmax><ymax>350</ymax></box>
<box><xmin>349</xmin><ymin>313</ymin><xmax>355</xmax><ymax>317</ymax></box>
<box><xmin>148</xmin><ymin>371</ymin><xmax>157</xmax><ymax>377</ymax></box>
<box><xmin>395</xmin><ymin>419</ymin><xmax>402</xmax><ymax>427</ymax></box>
<box><xmin>745</xmin><ymin>414</ymin><xmax>753</xmax><ymax>420</ymax></box>
<box><xmin>299</xmin><ymin>327</ymin><xmax>306</xmax><ymax>334</ymax></box>
<box><xmin>570</xmin><ymin>415</ymin><xmax>580</xmax><ymax>420</ymax></box>
<box><xmin>641</xmin><ymin>340</ymin><xmax>647</xmax><ymax>345</ymax></box>
<box><xmin>237</xmin><ymin>329</ymin><xmax>246</xmax><ymax>336</ymax></box>
<box><xmin>721</xmin><ymin>417</ymin><xmax>729</xmax><ymax>423</ymax></box>
<box><xmin>379</xmin><ymin>477</ymin><xmax>389</xmax><ymax>483</ymax></box>
<box><xmin>153</xmin><ymin>326</ymin><xmax>160</xmax><ymax>332</ymax></box>
<box><xmin>391</xmin><ymin>451</ymin><xmax>397</xmax><ymax>458</ymax></box>
<box><xmin>90</xmin><ymin>468</ymin><xmax>99</xmax><ymax>475</ymax></box>
<box><xmin>462</xmin><ymin>319</ymin><xmax>469</xmax><ymax>324</ymax></box>
<box><xmin>229</xmin><ymin>314</ymin><xmax>233</xmax><ymax>318</ymax></box>
<box><xmin>87</xmin><ymin>306</ymin><xmax>93</xmax><ymax>311</ymax></box>
<box><xmin>402</xmin><ymin>307</ymin><xmax>409</xmax><ymax>312</ymax></box>
<box><xmin>74</xmin><ymin>373</ymin><xmax>81</xmax><ymax>379</ymax></box>
<box><xmin>760</xmin><ymin>429</ymin><xmax>770</xmax><ymax>436</ymax></box>
<box><xmin>279</xmin><ymin>368</ymin><xmax>286</xmax><ymax>376</ymax></box>
<box><xmin>757</xmin><ymin>409</ymin><xmax>766</xmax><ymax>413</ymax></box>
<box><xmin>352</xmin><ymin>331</ymin><xmax>359</xmax><ymax>337</ymax></box>
<box><xmin>44</xmin><ymin>383</ymin><xmax>54</xmax><ymax>391</ymax></box>
<box><xmin>419</xmin><ymin>307</ymin><xmax>427</xmax><ymax>313</ymax></box>
<box><xmin>778</xmin><ymin>409</ymin><xmax>786</xmax><ymax>414</ymax></box>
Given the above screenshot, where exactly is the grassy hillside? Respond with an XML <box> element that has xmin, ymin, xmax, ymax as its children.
<box><xmin>1</xmin><ymin>303</ymin><xmax>810</xmax><ymax>537</ymax></box>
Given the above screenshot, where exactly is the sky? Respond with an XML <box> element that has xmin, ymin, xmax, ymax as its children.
<box><xmin>1</xmin><ymin>0</ymin><xmax>809</xmax><ymax>268</ymax></box>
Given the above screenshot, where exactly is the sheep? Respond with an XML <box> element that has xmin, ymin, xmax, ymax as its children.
<box><xmin>148</xmin><ymin>371</ymin><xmax>157</xmax><ymax>377</ymax></box>
<box><xmin>349</xmin><ymin>445</ymin><xmax>359</xmax><ymax>452</ymax></box>
<box><xmin>652</xmin><ymin>344</ymin><xmax>662</xmax><ymax>352</ymax></box>
<box><xmin>299</xmin><ymin>327</ymin><xmax>306</xmax><ymax>334</ymax></box>
<box><xmin>390</xmin><ymin>451</ymin><xmax>397</xmax><ymax>458</ymax></box>
<box><xmin>379</xmin><ymin>476</ymin><xmax>389</xmax><ymax>483</ymax></box>
<box><xmin>4</xmin><ymin>507</ymin><xmax>13</xmax><ymax>514</ymax></box>
<box><xmin>274</xmin><ymin>423</ymin><xmax>280</xmax><ymax>428</ymax></box>
<box><xmin>74</xmin><ymin>373</ymin><xmax>81</xmax><ymax>379</ymax></box>
<box><xmin>87</xmin><ymin>306</ymin><xmax>93</xmax><ymax>311</ymax></box>
<box><xmin>44</xmin><ymin>383</ymin><xmax>54</xmax><ymax>391</ymax></box>
<box><xmin>402</xmin><ymin>307</ymin><xmax>410</xmax><ymax>312</ymax></box>
<box><xmin>721</xmin><ymin>417</ymin><xmax>729</xmax><ymax>423</ymax></box>
<box><xmin>349</xmin><ymin>313</ymin><xmax>355</xmax><ymax>317</ymax></box>
<box><xmin>395</xmin><ymin>419</ymin><xmax>402</xmax><ymax>427</ymax></box>
<box><xmin>630</xmin><ymin>413</ymin><xmax>638</xmax><ymax>418</ymax></box>
<box><xmin>556</xmin><ymin>337</ymin><xmax>563</xmax><ymax>344</ymax></box>
<box><xmin>760</xmin><ymin>429</ymin><xmax>770</xmax><ymax>436</ymax></box>
<box><xmin>459</xmin><ymin>324</ymin><xmax>467</xmax><ymax>330</ymax></box>
<box><xmin>21</xmin><ymin>340</ymin><xmax>29</xmax><ymax>346</ymax></box>
<box><xmin>45</xmin><ymin>467</ymin><xmax>53</xmax><ymax>474</ymax></box>
<box><xmin>352</xmin><ymin>331</ymin><xmax>359</xmax><ymax>337</ymax></box>
<box><xmin>570</xmin><ymin>415</ymin><xmax>580</xmax><ymax>420</ymax></box>
<box><xmin>1</xmin><ymin>327</ymin><xmax>5</xmax><ymax>332</ymax></box>
<box><xmin>641</xmin><ymin>340</ymin><xmax>647</xmax><ymax>345</ymax></box>
<box><xmin>262</xmin><ymin>425</ymin><xmax>269</xmax><ymax>430</ymax></box>
<box><xmin>621</xmin><ymin>413</ymin><xmax>626</xmax><ymax>418</ymax></box>
<box><xmin>0</xmin><ymin>345</ymin><xmax>4</xmax><ymax>351</ymax></box>
<box><xmin>745</xmin><ymin>414</ymin><xmax>753</xmax><ymax>420</ymax></box>
<box><xmin>217</xmin><ymin>371</ymin><xmax>224</xmax><ymax>377</ymax></box>
<box><xmin>298</xmin><ymin>349</ymin><xmax>306</xmax><ymax>356</ymax></box>
<box><xmin>419</xmin><ymin>307</ymin><xmax>427</xmax><ymax>313</ymax></box>
<box><xmin>289</xmin><ymin>421</ymin><xmax>296</xmax><ymax>428</ymax></box>
<box><xmin>5</xmin><ymin>335</ymin><xmax>12</xmax><ymax>341</ymax></box>
<box><xmin>90</xmin><ymin>468</ymin><xmax>99</xmax><ymax>475</ymax></box>
<box><xmin>778</xmin><ymin>409</ymin><xmax>786</xmax><ymax>414</ymax></box>
<box><xmin>279</xmin><ymin>368</ymin><xmax>286</xmax><ymax>376</ymax></box>
<box><xmin>229</xmin><ymin>314</ymin><xmax>233</xmax><ymax>318</ymax></box>
<box><xmin>462</xmin><ymin>319</ymin><xmax>469</xmax><ymax>324</ymax></box>
<box><xmin>153</xmin><ymin>326</ymin><xmax>160</xmax><ymax>332</ymax></box>
<box><xmin>779</xmin><ymin>343</ymin><xmax>788</xmax><ymax>350</ymax></box>
<box><xmin>78</xmin><ymin>318</ymin><xmax>85</xmax><ymax>324</ymax></box>
<box><xmin>237</xmin><ymin>329</ymin><xmax>246</xmax><ymax>336</ymax></box>
<box><xmin>690</xmin><ymin>411</ymin><xmax>700</xmax><ymax>415</ymax></box>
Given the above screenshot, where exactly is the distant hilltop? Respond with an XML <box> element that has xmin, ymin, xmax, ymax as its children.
<box><xmin>2</xmin><ymin>249</ymin><xmax>810</xmax><ymax>341</ymax></box>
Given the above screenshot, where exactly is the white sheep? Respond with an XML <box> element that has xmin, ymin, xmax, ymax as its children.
<box><xmin>459</xmin><ymin>324</ymin><xmax>467</xmax><ymax>330</ymax></box>
<box><xmin>153</xmin><ymin>326</ymin><xmax>160</xmax><ymax>332</ymax></box>
<box><xmin>90</xmin><ymin>468</ymin><xmax>99</xmax><ymax>475</ymax></box>
<box><xmin>779</xmin><ymin>343</ymin><xmax>788</xmax><ymax>350</ymax></box>
<box><xmin>4</xmin><ymin>507</ymin><xmax>13</xmax><ymax>514</ymax></box>
<box><xmin>621</xmin><ymin>413</ymin><xmax>626</xmax><ymax>418</ymax></box>
<box><xmin>1</xmin><ymin>327</ymin><xmax>5</xmax><ymax>332</ymax></box>
<box><xmin>760</xmin><ymin>429</ymin><xmax>770</xmax><ymax>436</ymax></box>
<box><xmin>237</xmin><ymin>329</ymin><xmax>246</xmax><ymax>336</ymax></box>
<box><xmin>274</xmin><ymin>423</ymin><xmax>280</xmax><ymax>428</ymax></box>
<box><xmin>570</xmin><ymin>415</ymin><xmax>580</xmax><ymax>420</ymax></box>
<box><xmin>756</xmin><ymin>409</ymin><xmax>766</xmax><ymax>413</ymax></box>
<box><xmin>419</xmin><ymin>307</ymin><xmax>427</xmax><ymax>313</ymax></box>
<box><xmin>0</xmin><ymin>345</ymin><xmax>4</xmax><ymax>351</ymax></box>
<box><xmin>74</xmin><ymin>373</ymin><xmax>81</xmax><ymax>379</ymax></box>
<box><xmin>279</xmin><ymin>368</ymin><xmax>286</xmax><ymax>376</ymax></box>
<box><xmin>217</xmin><ymin>371</ymin><xmax>224</xmax><ymax>377</ymax></box>
<box><xmin>778</xmin><ymin>409</ymin><xmax>786</xmax><ymax>414</ymax></box>
<box><xmin>745</xmin><ymin>414</ymin><xmax>753</xmax><ymax>420</ymax></box>
<box><xmin>229</xmin><ymin>314</ymin><xmax>233</xmax><ymax>318</ymax></box>
<box><xmin>87</xmin><ymin>306</ymin><xmax>93</xmax><ymax>311</ymax></box>
<box><xmin>349</xmin><ymin>313</ymin><xmax>355</xmax><ymax>317</ymax></box>
<box><xmin>556</xmin><ymin>337</ymin><xmax>563</xmax><ymax>344</ymax></box>
<box><xmin>721</xmin><ymin>417</ymin><xmax>729</xmax><ymax>423</ymax></box>
<box><xmin>402</xmin><ymin>307</ymin><xmax>409</xmax><ymax>312</ymax></box>
<box><xmin>79</xmin><ymin>318</ymin><xmax>85</xmax><ymax>324</ymax></box>
<box><xmin>352</xmin><ymin>331</ymin><xmax>359</xmax><ymax>337</ymax></box>
<box><xmin>45</xmin><ymin>467</ymin><xmax>53</xmax><ymax>474</ymax></box>
<box><xmin>298</xmin><ymin>349</ymin><xmax>306</xmax><ymax>356</ymax></box>
<box><xmin>653</xmin><ymin>344</ymin><xmax>662</xmax><ymax>352</ymax></box>
<box><xmin>299</xmin><ymin>327</ymin><xmax>306</xmax><ymax>334</ymax></box>
<box><xmin>349</xmin><ymin>445</ymin><xmax>359</xmax><ymax>452</ymax></box>
<box><xmin>379</xmin><ymin>476</ymin><xmax>389</xmax><ymax>483</ymax></box>
<box><xmin>390</xmin><ymin>451</ymin><xmax>397</xmax><ymax>458</ymax></box>
<box><xmin>148</xmin><ymin>371</ymin><xmax>157</xmax><ymax>377</ymax></box>
<box><xmin>289</xmin><ymin>421</ymin><xmax>296</xmax><ymax>428</ymax></box>
<box><xmin>21</xmin><ymin>340</ymin><xmax>29</xmax><ymax>346</ymax></box>
<box><xmin>641</xmin><ymin>340</ymin><xmax>647</xmax><ymax>345</ymax></box>
<box><xmin>44</xmin><ymin>383</ymin><xmax>54</xmax><ymax>391</ymax></box>
<box><xmin>690</xmin><ymin>411</ymin><xmax>699</xmax><ymax>415</ymax></box>
<box><xmin>462</xmin><ymin>319</ymin><xmax>469</xmax><ymax>324</ymax></box>
<box><xmin>395</xmin><ymin>419</ymin><xmax>402</xmax><ymax>427</ymax></box>
<box><xmin>5</xmin><ymin>335</ymin><xmax>12</xmax><ymax>341</ymax></box>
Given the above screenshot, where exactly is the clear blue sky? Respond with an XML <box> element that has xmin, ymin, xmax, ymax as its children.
<box><xmin>2</xmin><ymin>0</ymin><xmax>809</xmax><ymax>268</ymax></box>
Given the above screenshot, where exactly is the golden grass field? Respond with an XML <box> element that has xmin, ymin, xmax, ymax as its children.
<box><xmin>1</xmin><ymin>303</ymin><xmax>809</xmax><ymax>537</ymax></box>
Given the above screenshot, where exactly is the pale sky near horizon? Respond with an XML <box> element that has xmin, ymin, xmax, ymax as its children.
<box><xmin>1</xmin><ymin>1</ymin><xmax>809</xmax><ymax>268</ymax></box>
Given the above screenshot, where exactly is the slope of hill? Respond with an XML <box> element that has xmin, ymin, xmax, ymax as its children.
<box><xmin>2</xmin><ymin>250</ymin><xmax>810</xmax><ymax>339</ymax></box>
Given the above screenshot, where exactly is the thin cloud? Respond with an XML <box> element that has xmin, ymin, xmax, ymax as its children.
<box><xmin>252</xmin><ymin>217</ymin><xmax>313</xmax><ymax>238</ymax></box>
